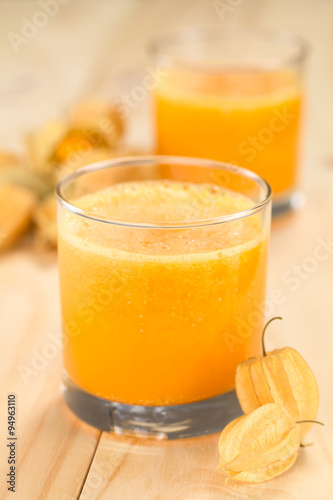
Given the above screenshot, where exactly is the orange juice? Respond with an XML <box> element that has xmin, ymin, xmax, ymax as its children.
<box><xmin>58</xmin><ymin>180</ymin><xmax>268</xmax><ymax>406</ymax></box>
<box><xmin>153</xmin><ymin>70</ymin><xmax>302</xmax><ymax>196</ymax></box>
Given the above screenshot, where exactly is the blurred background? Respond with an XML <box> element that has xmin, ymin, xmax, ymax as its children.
<box><xmin>1</xmin><ymin>0</ymin><xmax>332</xmax><ymax>166</ymax></box>
<box><xmin>1</xmin><ymin>0</ymin><xmax>333</xmax><ymax>255</ymax></box>
<box><xmin>1</xmin><ymin>2</ymin><xmax>333</xmax><ymax>334</ymax></box>
<box><xmin>1</xmin><ymin>3</ymin><xmax>333</xmax><ymax>497</ymax></box>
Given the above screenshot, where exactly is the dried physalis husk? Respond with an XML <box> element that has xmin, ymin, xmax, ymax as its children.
<box><xmin>26</xmin><ymin>121</ymin><xmax>103</xmax><ymax>179</ymax></box>
<box><xmin>26</xmin><ymin>120</ymin><xmax>67</xmax><ymax>176</ymax></box>
<box><xmin>0</xmin><ymin>165</ymin><xmax>52</xmax><ymax>198</ymax></box>
<box><xmin>235</xmin><ymin>318</ymin><xmax>319</xmax><ymax>442</ymax></box>
<box><xmin>54</xmin><ymin>146</ymin><xmax>150</xmax><ymax>182</ymax></box>
<box><xmin>218</xmin><ymin>403</ymin><xmax>300</xmax><ymax>482</ymax></box>
<box><xmin>27</xmin><ymin>102</ymin><xmax>125</xmax><ymax>181</ymax></box>
<box><xmin>50</xmin><ymin>102</ymin><xmax>124</xmax><ymax>172</ymax></box>
<box><xmin>54</xmin><ymin>147</ymin><xmax>115</xmax><ymax>182</ymax></box>
<box><xmin>33</xmin><ymin>194</ymin><xmax>57</xmax><ymax>250</ymax></box>
<box><xmin>51</xmin><ymin>128</ymin><xmax>108</xmax><ymax>167</ymax></box>
<box><xmin>0</xmin><ymin>184</ymin><xmax>37</xmax><ymax>251</ymax></box>
<box><xmin>0</xmin><ymin>151</ymin><xmax>20</xmax><ymax>169</ymax></box>
<box><xmin>69</xmin><ymin>100</ymin><xmax>124</xmax><ymax>148</ymax></box>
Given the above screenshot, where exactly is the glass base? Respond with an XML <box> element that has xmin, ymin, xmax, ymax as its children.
<box><xmin>62</xmin><ymin>376</ymin><xmax>243</xmax><ymax>439</ymax></box>
<box><xmin>272</xmin><ymin>190</ymin><xmax>305</xmax><ymax>218</ymax></box>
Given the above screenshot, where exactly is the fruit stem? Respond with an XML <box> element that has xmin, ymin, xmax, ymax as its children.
<box><xmin>262</xmin><ymin>316</ymin><xmax>283</xmax><ymax>356</ymax></box>
<box><xmin>296</xmin><ymin>420</ymin><xmax>324</xmax><ymax>426</ymax></box>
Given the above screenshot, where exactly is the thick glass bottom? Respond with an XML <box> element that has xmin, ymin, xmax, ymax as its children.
<box><xmin>62</xmin><ymin>376</ymin><xmax>243</xmax><ymax>439</ymax></box>
<box><xmin>272</xmin><ymin>190</ymin><xmax>305</xmax><ymax>218</ymax></box>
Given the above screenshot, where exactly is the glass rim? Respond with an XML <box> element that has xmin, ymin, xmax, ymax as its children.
<box><xmin>148</xmin><ymin>25</ymin><xmax>309</xmax><ymax>71</ymax></box>
<box><xmin>56</xmin><ymin>155</ymin><xmax>272</xmax><ymax>229</ymax></box>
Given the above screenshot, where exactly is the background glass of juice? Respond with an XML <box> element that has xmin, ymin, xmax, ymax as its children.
<box><xmin>150</xmin><ymin>27</ymin><xmax>307</xmax><ymax>216</ymax></box>
<box><xmin>56</xmin><ymin>156</ymin><xmax>271</xmax><ymax>438</ymax></box>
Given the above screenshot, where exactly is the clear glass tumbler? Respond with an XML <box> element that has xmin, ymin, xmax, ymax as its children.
<box><xmin>56</xmin><ymin>155</ymin><xmax>271</xmax><ymax>438</ymax></box>
<box><xmin>149</xmin><ymin>27</ymin><xmax>307</xmax><ymax>216</ymax></box>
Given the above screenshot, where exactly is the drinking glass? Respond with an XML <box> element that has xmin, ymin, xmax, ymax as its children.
<box><xmin>56</xmin><ymin>155</ymin><xmax>271</xmax><ymax>438</ymax></box>
<box><xmin>150</xmin><ymin>27</ymin><xmax>307</xmax><ymax>216</ymax></box>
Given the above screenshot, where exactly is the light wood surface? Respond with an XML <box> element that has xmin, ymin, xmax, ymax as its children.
<box><xmin>1</xmin><ymin>1</ymin><xmax>333</xmax><ymax>498</ymax></box>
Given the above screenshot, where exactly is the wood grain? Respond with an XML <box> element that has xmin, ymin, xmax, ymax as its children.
<box><xmin>0</xmin><ymin>251</ymin><xmax>100</xmax><ymax>499</ymax></box>
<box><xmin>1</xmin><ymin>0</ymin><xmax>333</xmax><ymax>499</ymax></box>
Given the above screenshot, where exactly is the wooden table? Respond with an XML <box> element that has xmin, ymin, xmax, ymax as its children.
<box><xmin>1</xmin><ymin>1</ymin><xmax>333</xmax><ymax>498</ymax></box>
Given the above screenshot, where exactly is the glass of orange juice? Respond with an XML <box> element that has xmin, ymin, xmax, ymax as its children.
<box><xmin>150</xmin><ymin>27</ymin><xmax>307</xmax><ymax>216</ymax></box>
<box><xmin>56</xmin><ymin>156</ymin><xmax>271</xmax><ymax>438</ymax></box>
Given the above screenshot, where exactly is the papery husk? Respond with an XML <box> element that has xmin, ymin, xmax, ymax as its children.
<box><xmin>218</xmin><ymin>403</ymin><xmax>300</xmax><ymax>483</ymax></box>
<box><xmin>228</xmin><ymin>452</ymin><xmax>298</xmax><ymax>483</ymax></box>
<box><xmin>54</xmin><ymin>146</ymin><xmax>115</xmax><ymax>182</ymax></box>
<box><xmin>236</xmin><ymin>347</ymin><xmax>319</xmax><ymax>442</ymax></box>
<box><xmin>0</xmin><ymin>184</ymin><xmax>37</xmax><ymax>250</ymax></box>
<box><xmin>26</xmin><ymin>102</ymin><xmax>124</xmax><ymax>180</ymax></box>
<box><xmin>33</xmin><ymin>194</ymin><xmax>57</xmax><ymax>249</ymax></box>
<box><xmin>0</xmin><ymin>166</ymin><xmax>52</xmax><ymax>198</ymax></box>
<box><xmin>26</xmin><ymin>120</ymin><xmax>67</xmax><ymax>175</ymax></box>
<box><xmin>69</xmin><ymin>100</ymin><xmax>124</xmax><ymax>148</ymax></box>
<box><xmin>0</xmin><ymin>151</ymin><xmax>20</xmax><ymax>169</ymax></box>
<box><xmin>50</xmin><ymin>128</ymin><xmax>110</xmax><ymax>167</ymax></box>
<box><xmin>54</xmin><ymin>145</ymin><xmax>151</xmax><ymax>182</ymax></box>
